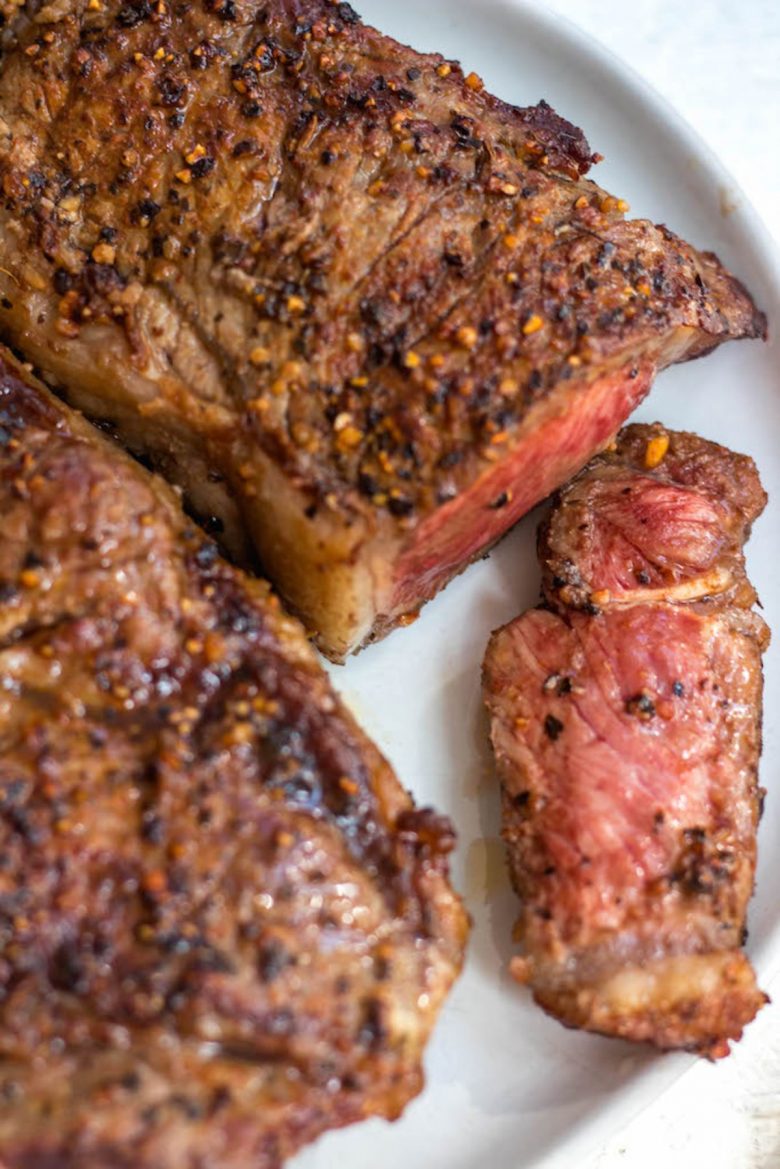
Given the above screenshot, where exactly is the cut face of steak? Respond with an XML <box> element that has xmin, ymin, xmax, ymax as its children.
<box><xmin>0</xmin><ymin>349</ymin><xmax>467</xmax><ymax>1167</ymax></box>
<box><xmin>539</xmin><ymin>424</ymin><xmax>766</xmax><ymax>613</ymax></box>
<box><xmin>483</xmin><ymin>425</ymin><xmax>768</xmax><ymax>1056</ymax></box>
<box><xmin>0</xmin><ymin>0</ymin><xmax>766</xmax><ymax>659</ymax></box>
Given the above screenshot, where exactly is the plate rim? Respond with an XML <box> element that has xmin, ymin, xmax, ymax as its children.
<box><xmin>473</xmin><ymin>3</ymin><xmax>780</xmax><ymax>1164</ymax></box>
<box><xmin>488</xmin><ymin>0</ymin><xmax>780</xmax><ymax>303</ymax></box>
<box><xmin>306</xmin><ymin>2</ymin><xmax>780</xmax><ymax>1166</ymax></box>
<box><xmin>354</xmin><ymin>2</ymin><xmax>780</xmax><ymax>1167</ymax></box>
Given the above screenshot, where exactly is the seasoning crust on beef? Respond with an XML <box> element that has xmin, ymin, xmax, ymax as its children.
<box><xmin>0</xmin><ymin>0</ymin><xmax>766</xmax><ymax>658</ymax></box>
<box><xmin>0</xmin><ymin>349</ymin><xmax>467</xmax><ymax>1167</ymax></box>
<box><xmin>483</xmin><ymin>425</ymin><xmax>769</xmax><ymax>1057</ymax></box>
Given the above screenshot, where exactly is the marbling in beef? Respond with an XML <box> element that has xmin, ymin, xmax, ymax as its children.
<box><xmin>0</xmin><ymin>0</ymin><xmax>766</xmax><ymax>658</ymax></box>
<box><xmin>483</xmin><ymin>424</ymin><xmax>768</xmax><ymax>1056</ymax></box>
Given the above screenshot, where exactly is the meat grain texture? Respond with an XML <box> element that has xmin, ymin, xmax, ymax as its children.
<box><xmin>0</xmin><ymin>349</ymin><xmax>467</xmax><ymax>1167</ymax></box>
<box><xmin>0</xmin><ymin>0</ymin><xmax>766</xmax><ymax>659</ymax></box>
<box><xmin>483</xmin><ymin>424</ymin><xmax>769</xmax><ymax>1057</ymax></box>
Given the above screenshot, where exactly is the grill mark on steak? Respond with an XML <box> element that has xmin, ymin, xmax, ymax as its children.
<box><xmin>483</xmin><ymin>424</ymin><xmax>769</xmax><ymax>1057</ymax></box>
<box><xmin>0</xmin><ymin>0</ymin><xmax>766</xmax><ymax>660</ymax></box>
<box><xmin>0</xmin><ymin>349</ymin><xmax>467</xmax><ymax>1166</ymax></box>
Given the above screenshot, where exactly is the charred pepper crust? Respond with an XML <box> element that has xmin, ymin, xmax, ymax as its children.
<box><xmin>0</xmin><ymin>0</ymin><xmax>764</xmax><ymax>533</ymax></box>
<box><xmin>0</xmin><ymin>350</ymin><xmax>460</xmax><ymax>922</ymax></box>
<box><xmin>0</xmin><ymin>351</ymin><xmax>468</xmax><ymax>1160</ymax></box>
<box><xmin>182</xmin><ymin>538</ymin><xmax>459</xmax><ymax>907</ymax></box>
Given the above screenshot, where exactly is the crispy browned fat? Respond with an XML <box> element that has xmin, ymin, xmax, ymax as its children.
<box><xmin>0</xmin><ymin>349</ymin><xmax>467</xmax><ymax>1167</ymax></box>
<box><xmin>0</xmin><ymin>0</ymin><xmax>765</xmax><ymax>658</ymax></box>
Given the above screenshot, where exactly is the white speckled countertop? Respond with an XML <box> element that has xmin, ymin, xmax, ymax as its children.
<box><xmin>539</xmin><ymin>5</ymin><xmax>780</xmax><ymax>1166</ymax></box>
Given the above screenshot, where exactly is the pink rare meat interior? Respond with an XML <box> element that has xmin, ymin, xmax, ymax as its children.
<box><xmin>0</xmin><ymin>0</ymin><xmax>766</xmax><ymax>658</ymax></box>
<box><xmin>483</xmin><ymin>424</ymin><xmax>769</xmax><ymax>1056</ymax></box>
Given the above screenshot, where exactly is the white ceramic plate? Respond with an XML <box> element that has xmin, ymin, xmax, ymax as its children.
<box><xmin>294</xmin><ymin>3</ymin><xmax>780</xmax><ymax>1167</ymax></box>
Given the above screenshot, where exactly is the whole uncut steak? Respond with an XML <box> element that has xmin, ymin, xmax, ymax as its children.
<box><xmin>0</xmin><ymin>348</ymin><xmax>467</xmax><ymax>1167</ymax></box>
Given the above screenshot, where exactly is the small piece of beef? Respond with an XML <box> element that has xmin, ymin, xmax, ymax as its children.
<box><xmin>0</xmin><ymin>0</ymin><xmax>766</xmax><ymax>659</ymax></box>
<box><xmin>0</xmin><ymin>349</ymin><xmax>467</xmax><ymax>1167</ymax></box>
<box><xmin>483</xmin><ymin>425</ymin><xmax>769</xmax><ymax>1057</ymax></box>
<box><xmin>539</xmin><ymin>423</ymin><xmax>767</xmax><ymax>613</ymax></box>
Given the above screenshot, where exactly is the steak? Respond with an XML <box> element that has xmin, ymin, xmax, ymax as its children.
<box><xmin>482</xmin><ymin>424</ymin><xmax>769</xmax><ymax>1056</ymax></box>
<box><xmin>0</xmin><ymin>0</ymin><xmax>766</xmax><ymax>660</ymax></box>
<box><xmin>0</xmin><ymin>347</ymin><xmax>467</xmax><ymax>1167</ymax></box>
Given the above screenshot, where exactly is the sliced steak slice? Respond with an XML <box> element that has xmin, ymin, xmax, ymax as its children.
<box><xmin>539</xmin><ymin>423</ymin><xmax>767</xmax><ymax>612</ymax></box>
<box><xmin>0</xmin><ymin>348</ymin><xmax>467</xmax><ymax>1167</ymax></box>
<box><xmin>0</xmin><ymin>0</ymin><xmax>765</xmax><ymax>659</ymax></box>
<box><xmin>483</xmin><ymin>425</ymin><xmax>769</xmax><ymax>1056</ymax></box>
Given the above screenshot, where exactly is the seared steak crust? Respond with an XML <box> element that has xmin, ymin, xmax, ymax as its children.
<box><xmin>0</xmin><ymin>0</ymin><xmax>766</xmax><ymax>658</ymax></box>
<box><xmin>0</xmin><ymin>349</ymin><xmax>467</xmax><ymax>1166</ymax></box>
<box><xmin>483</xmin><ymin>425</ymin><xmax>768</xmax><ymax>1057</ymax></box>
